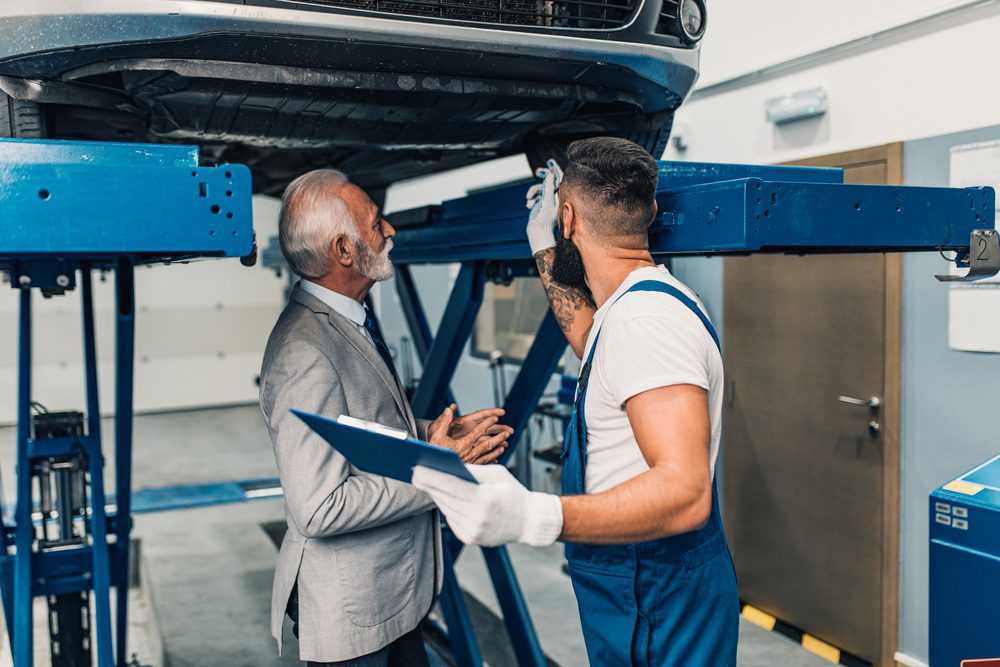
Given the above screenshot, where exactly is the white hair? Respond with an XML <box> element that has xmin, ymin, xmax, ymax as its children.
<box><xmin>278</xmin><ymin>169</ymin><xmax>356</xmax><ymax>279</ymax></box>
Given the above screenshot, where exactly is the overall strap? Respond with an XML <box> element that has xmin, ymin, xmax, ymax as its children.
<box><xmin>624</xmin><ymin>279</ymin><xmax>721</xmax><ymax>352</ymax></box>
<box><xmin>562</xmin><ymin>278</ymin><xmax>719</xmax><ymax>473</ymax></box>
<box><xmin>581</xmin><ymin>278</ymin><xmax>720</xmax><ymax>378</ymax></box>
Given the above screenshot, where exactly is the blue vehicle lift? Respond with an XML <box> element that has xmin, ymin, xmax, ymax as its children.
<box><xmin>2</xmin><ymin>139</ymin><xmax>995</xmax><ymax>666</ymax></box>
<box><xmin>0</xmin><ymin>138</ymin><xmax>254</xmax><ymax>667</ymax></box>
<box><xmin>386</xmin><ymin>160</ymin><xmax>997</xmax><ymax>666</ymax></box>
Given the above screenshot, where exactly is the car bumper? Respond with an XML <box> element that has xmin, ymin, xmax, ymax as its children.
<box><xmin>0</xmin><ymin>0</ymin><xmax>699</xmax><ymax>108</ymax></box>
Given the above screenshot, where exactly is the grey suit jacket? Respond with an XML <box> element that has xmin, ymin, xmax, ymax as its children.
<box><xmin>259</xmin><ymin>285</ymin><xmax>442</xmax><ymax>662</ymax></box>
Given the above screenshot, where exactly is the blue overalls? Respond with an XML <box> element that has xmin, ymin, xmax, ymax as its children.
<box><xmin>560</xmin><ymin>280</ymin><xmax>740</xmax><ymax>666</ymax></box>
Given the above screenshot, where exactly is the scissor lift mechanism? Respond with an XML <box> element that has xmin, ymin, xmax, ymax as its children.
<box><xmin>0</xmin><ymin>139</ymin><xmax>254</xmax><ymax>667</ymax></box>
<box><xmin>387</xmin><ymin>161</ymin><xmax>997</xmax><ymax>666</ymax></box>
<box><xmin>1</xmin><ymin>141</ymin><xmax>996</xmax><ymax>667</ymax></box>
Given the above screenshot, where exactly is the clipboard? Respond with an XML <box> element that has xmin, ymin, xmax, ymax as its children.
<box><xmin>291</xmin><ymin>409</ymin><xmax>477</xmax><ymax>484</ymax></box>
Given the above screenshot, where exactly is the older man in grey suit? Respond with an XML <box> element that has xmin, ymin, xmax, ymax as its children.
<box><xmin>260</xmin><ymin>169</ymin><xmax>510</xmax><ymax>666</ymax></box>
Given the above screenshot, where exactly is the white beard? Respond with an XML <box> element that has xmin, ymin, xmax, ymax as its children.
<box><xmin>356</xmin><ymin>238</ymin><xmax>394</xmax><ymax>282</ymax></box>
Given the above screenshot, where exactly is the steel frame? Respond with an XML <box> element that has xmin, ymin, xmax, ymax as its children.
<box><xmin>1</xmin><ymin>262</ymin><xmax>134</xmax><ymax>667</ymax></box>
<box><xmin>393</xmin><ymin>263</ymin><xmax>557</xmax><ymax>667</ymax></box>
<box><xmin>3</xmin><ymin>140</ymin><xmax>990</xmax><ymax>665</ymax></box>
<box><xmin>387</xmin><ymin>159</ymin><xmax>995</xmax><ymax>665</ymax></box>
<box><xmin>0</xmin><ymin>139</ymin><xmax>253</xmax><ymax>667</ymax></box>
<box><xmin>390</xmin><ymin>161</ymin><xmax>991</xmax><ymax>264</ymax></box>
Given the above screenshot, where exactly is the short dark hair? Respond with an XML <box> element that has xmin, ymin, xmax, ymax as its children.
<box><xmin>561</xmin><ymin>137</ymin><xmax>659</xmax><ymax>239</ymax></box>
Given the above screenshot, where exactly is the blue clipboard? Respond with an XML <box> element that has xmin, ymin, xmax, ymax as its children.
<box><xmin>292</xmin><ymin>409</ymin><xmax>477</xmax><ymax>484</ymax></box>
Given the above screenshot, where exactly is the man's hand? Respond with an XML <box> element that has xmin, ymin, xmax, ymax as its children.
<box><xmin>441</xmin><ymin>404</ymin><xmax>509</xmax><ymax>439</ymax></box>
<box><xmin>426</xmin><ymin>405</ymin><xmax>512</xmax><ymax>464</ymax></box>
<box><xmin>412</xmin><ymin>464</ymin><xmax>563</xmax><ymax>547</ymax></box>
<box><xmin>525</xmin><ymin>159</ymin><xmax>563</xmax><ymax>255</ymax></box>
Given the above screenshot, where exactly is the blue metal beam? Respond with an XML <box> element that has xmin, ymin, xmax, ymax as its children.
<box><xmin>13</xmin><ymin>287</ymin><xmax>32</xmax><ymax>667</ymax></box>
<box><xmin>81</xmin><ymin>262</ymin><xmax>116</xmax><ymax>666</ymax></box>
<box><xmin>650</xmin><ymin>179</ymin><xmax>991</xmax><ymax>253</ymax></box>
<box><xmin>393</xmin><ymin>264</ymin><xmax>456</xmax><ymax>407</ymax></box>
<box><xmin>0</xmin><ymin>139</ymin><xmax>258</xmax><ymax>666</ymax></box>
<box><xmin>481</xmin><ymin>547</ymin><xmax>547</xmax><ymax>667</ymax></box>
<box><xmin>499</xmin><ymin>311</ymin><xmax>565</xmax><ymax>466</ymax></box>
<box><xmin>86</xmin><ymin>431</ymin><xmax>115</xmax><ymax>666</ymax></box>
<box><xmin>113</xmin><ymin>260</ymin><xmax>136</xmax><ymax>667</ymax></box>
<box><xmin>388</xmin><ymin>161</ymin><xmax>990</xmax><ymax>264</ymax></box>
<box><xmin>0</xmin><ymin>139</ymin><xmax>253</xmax><ymax>266</ymax></box>
<box><xmin>437</xmin><ymin>537</ymin><xmax>484</xmax><ymax>667</ymax></box>
<box><xmin>398</xmin><ymin>265</ymin><xmax>556</xmax><ymax>666</ymax></box>
<box><xmin>410</xmin><ymin>263</ymin><xmax>487</xmax><ymax>419</ymax></box>
<box><xmin>81</xmin><ymin>266</ymin><xmax>102</xmax><ymax>447</ymax></box>
<box><xmin>395</xmin><ymin>265</ymin><xmax>434</xmax><ymax>362</ymax></box>
<box><xmin>0</xmin><ymin>138</ymin><xmax>199</xmax><ymax>167</ymax></box>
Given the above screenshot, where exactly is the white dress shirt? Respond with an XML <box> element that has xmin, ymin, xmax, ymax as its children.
<box><xmin>299</xmin><ymin>279</ymin><xmax>374</xmax><ymax>345</ymax></box>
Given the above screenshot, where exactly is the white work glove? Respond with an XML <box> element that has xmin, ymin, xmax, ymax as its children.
<box><xmin>412</xmin><ymin>463</ymin><xmax>563</xmax><ymax>547</ymax></box>
<box><xmin>524</xmin><ymin>159</ymin><xmax>563</xmax><ymax>255</ymax></box>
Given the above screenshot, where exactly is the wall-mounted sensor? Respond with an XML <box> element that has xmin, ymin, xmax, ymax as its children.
<box><xmin>766</xmin><ymin>88</ymin><xmax>828</xmax><ymax>125</ymax></box>
<box><xmin>671</xmin><ymin>121</ymin><xmax>690</xmax><ymax>152</ymax></box>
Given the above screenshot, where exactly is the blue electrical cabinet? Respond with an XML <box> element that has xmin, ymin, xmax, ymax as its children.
<box><xmin>930</xmin><ymin>455</ymin><xmax>1000</xmax><ymax>666</ymax></box>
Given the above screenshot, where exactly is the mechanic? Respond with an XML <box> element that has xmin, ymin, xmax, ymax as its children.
<box><xmin>260</xmin><ymin>169</ymin><xmax>511</xmax><ymax>666</ymax></box>
<box><xmin>413</xmin><ymin>138</ymin><xmax>739</xmax><ymax>665</ymax></box>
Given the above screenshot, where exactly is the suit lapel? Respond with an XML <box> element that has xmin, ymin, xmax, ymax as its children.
<box><xmin>291</xmin><ymin>286</ymin><xmax>416</xmax><ymax>433</ymax></box>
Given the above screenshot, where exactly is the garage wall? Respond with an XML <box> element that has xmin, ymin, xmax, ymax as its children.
<box><xmin>697</xmin><ymin>0</ymin><xmax>977</xmax><ymax>89</ymax></box>
<box><xmin>0</xmin><ymin>195</ymin><xmax>286</xmax><ymax>424</ymax></box>
<box><xmin>667</xmin><ymin>0</ymin><xmax>1000</xmax><ymax>166</ymax></box>
<box><xmin>653</xmin><ymin>3</ymin><xmax>1000</xmax><ymax>323</ymax></box>
<box><xmin>661</xmin><ymin>3</ymin><xmax>1000</xmax><ymax>664</ymax></box>
<box><xmin>900</xmin><ymin>123</ymin><xmax>1000</xmax><ymax>663</ymax></box>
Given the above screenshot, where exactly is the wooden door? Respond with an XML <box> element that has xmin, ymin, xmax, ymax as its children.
<box><xmin>722</xmin><ymin>144</ymin><xmax>902</xmax><ymax>665</ymax></box>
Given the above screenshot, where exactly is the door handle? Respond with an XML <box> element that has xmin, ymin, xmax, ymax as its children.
<box><xmin>838</xmin><ymin>395</ymin><xmax>881</xmax><ymax>410</ymax></box>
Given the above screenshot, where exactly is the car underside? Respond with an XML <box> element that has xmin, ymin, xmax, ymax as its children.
<box><xmin>0</xmin><ymin>0</ymin><xmax>702</xmax><ymax>195</ymax></box>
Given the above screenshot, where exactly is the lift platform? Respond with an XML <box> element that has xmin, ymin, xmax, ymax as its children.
<box><xmin>386</xmin><ymin>160</ymin><xmax>996</xmax><ymax>666</ymax></box>
<box><xmin>2</xmin><ymin>142</ymin><xmax>993</xmax><ymax>666</ymax></box>
<box><xmin>0</xmin><ymin>138</ymin><xmax>254</xmax><ymax>667</ymax></box>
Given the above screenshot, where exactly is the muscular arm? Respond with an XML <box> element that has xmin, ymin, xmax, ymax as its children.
<box><xmin>534</xmin><ymin>248</ymin><xmax>597</xmax><ymax>359</ymax></box>
<box><xmin>558</xmin><ymin>384</ymin><xmax>713</xmax><ymax>544</ymax></box>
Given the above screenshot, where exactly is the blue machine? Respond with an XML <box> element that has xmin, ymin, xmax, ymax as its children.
<box><xmin>0</xmin><ymin>138</ymin><xmax>254</xmax><ymax>667</ymax></box>
<box><xmin>387</xmin><ymin>160</ymin><xmax>997</xmax><ymax>666</ymax></box>
<box><xmin>930</xmin><ymin>456</ymin><xmax>1000</xmax><ymax>666</ymax></box>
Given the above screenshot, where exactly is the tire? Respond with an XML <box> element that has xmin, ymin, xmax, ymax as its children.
<box><xmin>524</xmin><ymin>113</ymin><xmax>674</xmax><ymax>172</ymax></box>
<box><xmin>0</xmin><ymin>90</ymin><xmax>46</xmax><ymax>138</ymax></box>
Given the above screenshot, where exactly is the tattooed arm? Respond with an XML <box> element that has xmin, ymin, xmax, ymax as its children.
<box><xmin>534</xmin><ymin>248</ymin><xmax>596</xmax><ymax>359</ymax></box>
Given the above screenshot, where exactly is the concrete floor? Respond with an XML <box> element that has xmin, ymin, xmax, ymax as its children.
<box><xmin>0</xmin><ymin>406</ymin><xmax>832</xmax><ymax>666</ymax></box>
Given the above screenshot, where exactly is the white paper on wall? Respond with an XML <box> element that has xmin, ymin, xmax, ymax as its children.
<box><xmin>948</xmin><ymin>141</ymin><xmax>1000</xmax><ymax>352</ymax></box>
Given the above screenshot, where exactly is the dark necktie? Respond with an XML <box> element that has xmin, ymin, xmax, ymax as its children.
<box><xmin>363</xmin><ymin>309</ymin><xmax>398</xmax><ymax>379</ymax></box>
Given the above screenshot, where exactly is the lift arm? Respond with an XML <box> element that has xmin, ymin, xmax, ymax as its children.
<box><xmin>0</xmin><ymin>138</ymin><xmax>253</xmax><ymax>667</ymax></box>
<box><xmin>385</xmin><ymin>159</ymin><xmax>996</xmax><ymax>667</ymax></box>
<box><xmin>390</xmin><ymin>160</ymin><xmax>992</xmax><ymax>266</ymax></box>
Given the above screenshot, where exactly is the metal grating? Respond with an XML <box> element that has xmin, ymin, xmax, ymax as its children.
<box><xmin>298</xmin><ymin>0</ymin><xmax>639</xmax><ymax>29</ymax></box>
<box><xmin>655</xmin><ymin>0</ymin><xmax>680</xmax><ymax>35</ymax></box>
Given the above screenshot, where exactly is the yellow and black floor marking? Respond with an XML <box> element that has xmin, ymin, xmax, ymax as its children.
<box><xmin>740</xmin><ymin>601</ymin><xmax>871</xmax><ymax>667</ymax></box>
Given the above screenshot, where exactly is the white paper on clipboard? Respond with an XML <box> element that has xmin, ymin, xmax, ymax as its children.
<box><xmin>948</xmin><ymin>141</ymin><xmax>1000</xmax><ymax>353</ymax></box>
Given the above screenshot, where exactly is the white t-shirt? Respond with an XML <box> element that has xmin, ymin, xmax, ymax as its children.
<box><xmin>580</xmin><ymin>265</ymin><xmax>723</xmax><ymax>494</ymax></box>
